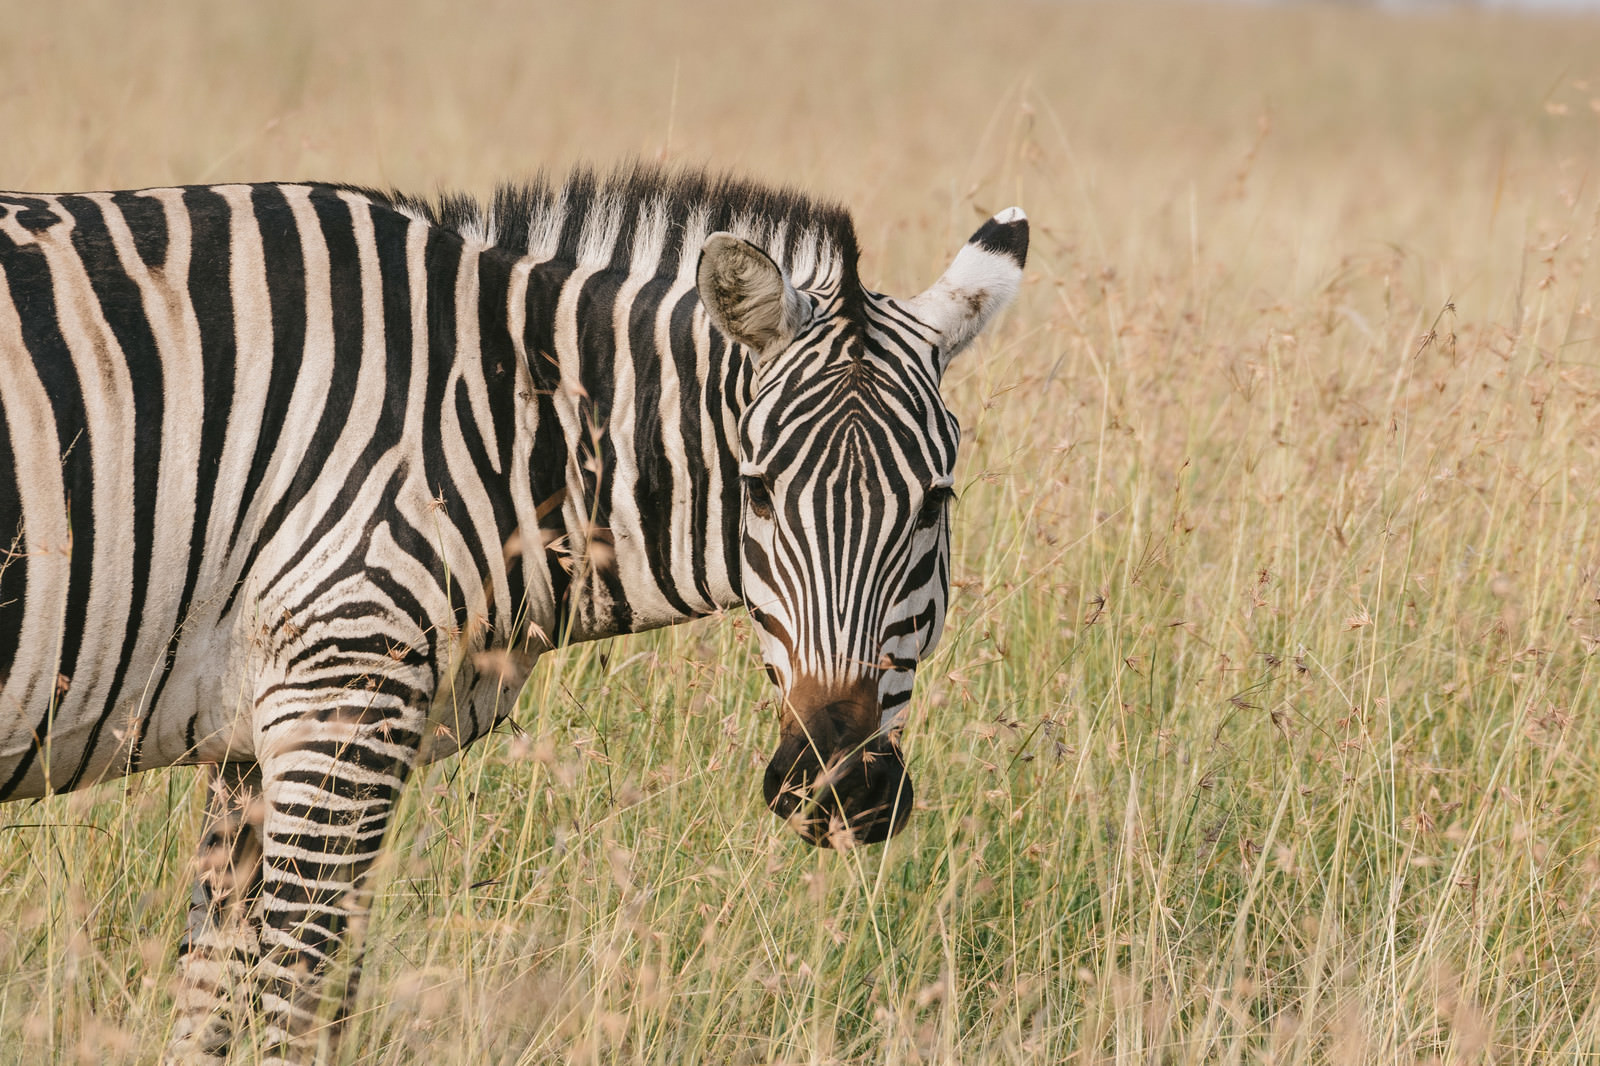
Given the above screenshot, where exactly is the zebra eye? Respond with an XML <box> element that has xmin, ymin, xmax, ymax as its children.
<box><xmin>744</xmin><ymin>476</ymin><xmax>775</xmax><ymax>521</ymax></box>
<box><xmin>916</xmin><ymin>486</ymin><xmax>956</xmax><ymax>529</ymax></box>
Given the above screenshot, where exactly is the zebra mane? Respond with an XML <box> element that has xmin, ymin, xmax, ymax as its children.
<box><xmin>359</xmin><ymin>163</ymin><xmax>863</xmax><ymax>296</ymax></box>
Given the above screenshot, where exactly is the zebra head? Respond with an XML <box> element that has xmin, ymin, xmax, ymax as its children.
<box><xmin>696</xmin><ymin>208</ymin><xmax>1028</xmax><ymax>847</ymax></box>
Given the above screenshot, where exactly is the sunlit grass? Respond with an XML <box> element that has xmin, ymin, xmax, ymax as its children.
<box><xmin>4</xmin><ymin>0</ymin><xmax>1600</xmax><ymax>1062</ymax></box>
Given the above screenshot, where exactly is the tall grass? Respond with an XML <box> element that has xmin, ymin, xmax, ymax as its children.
<box><xmin>3</xmin><ymin>0</ymin><xmax>1600</xmax><ymax>1062</ymax></box>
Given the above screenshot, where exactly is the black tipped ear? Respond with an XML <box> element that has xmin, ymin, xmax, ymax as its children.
<box><xmin>907</xmin><ymin>207</ymin><xmax>1028</xmax><ymax>373</ymax></box>
<box><xmin>696</xmin><ymin>233</ymin><xmax>810</xmax><ymax>363</ymax></box>
<box><xmin>968</xmin><ymin>207</ymin><xmax>1029</xmax><ymax>266</ymax></box>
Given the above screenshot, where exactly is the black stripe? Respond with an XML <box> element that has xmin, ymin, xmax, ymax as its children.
<box><xmin>628</xmin><ymin>274</ymin><xmax>696</xmax><ymax>617</ymax></box>
<box><xmin>108</xmin><ymin>190</ymin><xmax>169</xmax><ymax>270</ymax></box>
<box><xmin>415</xmin><ymin>227</ymin><xmax>474</xmax><ymax>635</ymax></box>
<box><xmin>228</xmin><ymin>185</ymin><xmax>307</xmax><ymax>553</ymax></box>
<box><xmin>56</xmin><ymin>194</ymin><xmax>163</xmax><ymax>791</ymax></box>
<box><xmin>0</xmin><ymin>392</ymin><xmax>24</xmax><ymax>692</ymax></box>
<box><xmin>669</xmin><ymin>289</ymin><xmax>716</xmax><ymax>604</ymax></box>
<box><xmin>522</xmin><ymin>256</ymin><xmax>576</xmax><ymax>635</ymax></box>
<box><xmin>166</xmin><ymin>186</ymin><xmax>237</xmax><ymax>651</ymax></box>
<box><xmin>296</xmin><ymin>187</ymin><xmax>366</xmax><ymax>493</ymax></box>
<box><xmin>272</xmin><ymin>797</ymin><xmax>394</xmax><ymax>828</ymax></box>
<box><xmin>263</xmin><ymin>852</ymin><xmax>377</xmax><ymax>895</ymax></box>
<box><xmin>899</xmin><ymin>538</ymin><xmax>940</xmax><ymax>596</ymax></box>
<box><xmin>277</xmin><ymin>768</ymin><xmax>400</xmax><ymax>804</ymax></box>
<box><xmin>715</xmin><ymin>311</ymin><xmax>750</xmax><ymax>600</ymax></box>
<box><xmin>370</xmin><ymin>504</ymin><xmax>450</xmax><ymax>664</ymax></box>
<box><xmin>445</xmin><ymin>381</ymin><xmax>503</xmax><ymax>625</ymax></box>
<box><xmin>474</xmin><ymin>253</ymin><xmax>523</xmax><ymax>597</ymax></box>
<box><xmin>273</xmin><ymin>735</ymin><xmax>426</xmax><ymax>769</ymax></box>
<box><xmin>127</xmin><ymin>190</ymin><xmax>208</xmax><ymax>766</ymax></box>
<box><xmin>574</xmin><ymin>266</ymin><xmax>630</xmax><ymax>632</ymax></box>
<box><xmin>0</xmin><ymin>206</ymin><xmax>92</xmax><ymax>796</ymax></box>
<box><xmin>480</xmin><ymin>253</ymin><xmax>529</xmax><ymax>627</ymax></box>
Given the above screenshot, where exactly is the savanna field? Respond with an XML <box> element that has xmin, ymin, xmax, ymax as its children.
<box><xmin>3</xmin><ymin>0</ymin><xmax>1600</xmax><ymax>1062</ymax></box>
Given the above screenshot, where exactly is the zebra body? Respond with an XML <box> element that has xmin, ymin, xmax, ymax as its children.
<box><xmin>0</xmin><ymin>167</ymin><xmax>1027</xmax><ymax>1062</ymax></box>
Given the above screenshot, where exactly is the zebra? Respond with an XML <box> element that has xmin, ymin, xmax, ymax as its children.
<box><xmin>0</xmin><ymin>164</ymin><xmax>1027</xmax><ymax>1062</ymax></box>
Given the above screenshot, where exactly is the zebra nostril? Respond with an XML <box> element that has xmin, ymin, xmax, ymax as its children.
<box><xmin>764</xmin><ymin>733</ymin><xmax>823</xmax><ymax>819</ymax></box>
<box><xmin>764</xmin><ymin>760</ymin><xmax>798</xmax><ymax>816</ymax></box>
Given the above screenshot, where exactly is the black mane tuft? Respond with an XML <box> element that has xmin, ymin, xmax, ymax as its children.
<box><xmin>350</xmin><ymin>163</ymin><xmax>862</xmax><ymax>296</ymax></box>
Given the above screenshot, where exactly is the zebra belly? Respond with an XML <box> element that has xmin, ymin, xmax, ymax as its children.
<box><xmin>0</xmin><ymin>587</ymin><xmax>251</xmax><ymax>801</ymax></box>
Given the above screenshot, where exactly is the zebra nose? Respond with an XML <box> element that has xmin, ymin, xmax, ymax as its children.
<box><xmin>762</xmin><ymin>717</ymin><xmax>833</xmax><ymax>819</ymax></box>
<box><xmin>762</xmin><ymin>713</ymin><xmax>914</xmax><ymax>847</ymax></box>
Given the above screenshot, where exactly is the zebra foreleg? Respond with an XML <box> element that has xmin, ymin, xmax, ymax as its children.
<box><xmin>249</xmin><ymin>692</ymin><xmax>426</xmax><ymax>1064</ymax></box>
<box><xmin>168</xmin><ymin>761</ymin><xmax>267</xmax><ymax>1065</ymax></box>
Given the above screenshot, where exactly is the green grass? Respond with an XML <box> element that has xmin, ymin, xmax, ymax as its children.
<box><xmin>5</xmin><ymin>0</ymin><xmax>1600</xmax><ymax>1062</ymax></box>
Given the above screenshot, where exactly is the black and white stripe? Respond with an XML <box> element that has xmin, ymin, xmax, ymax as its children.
<box><xmin>0</xmin><ymin>165</ymin><xmax>1025</xmax><ymax>1062</ymax></box>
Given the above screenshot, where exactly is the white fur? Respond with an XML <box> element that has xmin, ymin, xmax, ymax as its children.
<box><xmin>908</xmin><ymin>208</ymin><xmax>1026</xmax><ymax>369</ymax></box>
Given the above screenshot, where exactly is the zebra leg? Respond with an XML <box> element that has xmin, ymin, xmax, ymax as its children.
<box><xmin>168</xmin><ymin>761</ymin><xmax>267</xmax><ymax>1065</ymax></box>
<box><xmin>249</xmin><ymin>688</ymin><xmax>427</xmax><ymax>1063</ymax></box>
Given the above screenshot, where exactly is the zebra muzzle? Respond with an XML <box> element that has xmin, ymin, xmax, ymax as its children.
<box><xmin>763</xmin><ymin>726</ymin><xmax>913</xmax><ymax>848</ymax></box>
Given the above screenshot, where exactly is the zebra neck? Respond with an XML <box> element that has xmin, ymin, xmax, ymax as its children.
<box><xmin>503</xmin><ymin>252</ymin><xmax>749</xmax><ymax>647</ymax></box>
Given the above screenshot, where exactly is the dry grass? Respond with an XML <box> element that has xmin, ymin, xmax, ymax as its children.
<box><xmin>4</xmin><ymin>0</ymin><xmax>1600</xmax><ymax>1063</ymax></box>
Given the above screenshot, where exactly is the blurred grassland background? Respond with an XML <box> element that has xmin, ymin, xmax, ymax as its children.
<box><xmin>4</xmin><ymin>0</ymin><xmax>1600</xmax><ymax>1063</ymax></box>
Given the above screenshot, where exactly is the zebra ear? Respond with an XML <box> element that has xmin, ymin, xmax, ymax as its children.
<box><xmin>909</xmin><ymin>207</ymin><xmax>1028</xmax><ymax>373</ymax></box>
<box><xmin>697</xmin><ymin>233</ymin><xmax>810</xmax><ymax>362</ymax></box>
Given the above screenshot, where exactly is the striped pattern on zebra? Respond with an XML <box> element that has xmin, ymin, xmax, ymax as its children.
<box><xmin>0</xmin><ymin>165</ymin><xmax>1027</xmax><ymax>1063</ymax></box>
